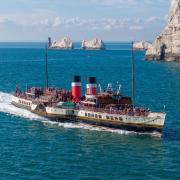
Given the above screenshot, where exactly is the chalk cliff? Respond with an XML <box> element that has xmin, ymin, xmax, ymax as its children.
<box><xmin>82</xmin><ymin>38</ymin><xmax>105</xmax><ymax>50</ymax></box>
<box><xmin>145</xmin><ymin>0</ymin><xmax>180</xmax><ymax>61</ymax></box>
<box><xmin>133</xmin><ymin>41</ymin><xmax>152</xmax><ymax>51</ymax></box>
<box><xmin>49</xmin><ymin>37</ymin><xmax>73</xmax><ymax>49</ymax></box>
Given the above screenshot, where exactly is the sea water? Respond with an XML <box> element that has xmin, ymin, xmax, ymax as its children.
<box><xmin>0</xmin><ymin>42</ymin><xmax>179</xmax><ymax>179</ymax></box>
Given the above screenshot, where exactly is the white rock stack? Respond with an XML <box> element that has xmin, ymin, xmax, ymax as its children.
<box><xmin>133</xmin><ymin>41</ymin><xmax>152</xmax><ymax>51</ymax></box>
<box><xmin>81</xmin><ymin>38</ymin><xmax>105</xmax><ymax>50</ymax></box>
<box><xmin>49</xmin><ymin>37</ymin><xmax>73</xmax><ymax>49</ymax></box>
<box><xmin>145</xmin><ymin>0</ymin><xmax>180</xmax><ymax>61</ymax></box>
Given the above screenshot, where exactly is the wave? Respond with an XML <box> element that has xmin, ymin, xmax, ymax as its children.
<box><xmin>0</xmin><ymin>91</ymin><xmax>161</xmax><ymax>137</ymax></box>
<box><xmin>42</xmin><ymin>120</ymin><xmax>161</xmax><ymax>137</ymax></box>
<box><xmin>0</xmin><ymin>91</ymin><xmax>45</xmax><ymax>120</ymax></box>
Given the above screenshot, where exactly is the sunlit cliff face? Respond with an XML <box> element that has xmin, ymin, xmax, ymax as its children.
<box><xmin>168</xmin><ymin>0</ymin><xmax>180</xmax><ymax>24</ymax></box>
<box><xmin>170</xmin><ymin>0</ymin><xmax>180</xmax><ymax>13</ymax></box>
<box><xmin>145</xmin><ymin>0</ymin><xmax>180</xmax><ymax>61</ymax></box>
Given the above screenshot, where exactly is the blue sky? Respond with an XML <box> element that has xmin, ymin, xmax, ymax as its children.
<box><xmin>0</xmin><ymin>0</ymin><xmax>170</xmax><ymax>41</ymax></box>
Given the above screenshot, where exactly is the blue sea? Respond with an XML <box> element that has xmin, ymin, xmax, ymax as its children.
<box><xmin>0</xmin><ymin>42</ymin><xmax>179</xmax><ymax>179</ymax></box>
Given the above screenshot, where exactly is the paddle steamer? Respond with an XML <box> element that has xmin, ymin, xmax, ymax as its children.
<box><xmin>12</xmin><ymin>75</ymin><xmax>166</xmax><ymax>132</ymax></box>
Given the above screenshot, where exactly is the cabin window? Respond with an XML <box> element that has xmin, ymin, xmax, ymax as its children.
<box><xmin>99</xmin><ymin>115</ymin><xmax>102</xmax><ymax>119</ymax></box>
<box><xmin>91</xmin><ymin>114</ymin><xmax>94</xmax><ymax>118</ymax></box>
<box><xmin>85</xmin><ymin>113</ymin><xmax>87</xmax><ymax>116</ymax></box>
<box><xmin>115</xmin><ymin>117</ymin><xmax>118</xmax><ymax>120</ymax></box>
<box><xmin>95</xmin><ymin>114</ymin><xmax>98</xmax><ymax>118</ymax></box>
<box><xmin>119</xmin><ymin>117</ymin><xmax>123</xmax><ymax>121</ymax></box>
<box><xmin>111</xmin><ymin>117</ymin><xmax>114</xmax><ymax>120</ymax></box>
<box><xmin>106</xmin><ymin>116</ymin><xmax>109</xmax><ymax>119</ymax></box>
<box><xmin>88</xmin><ymin>113</ymin><xmax>90</xmax><ymax>117</ymax></box>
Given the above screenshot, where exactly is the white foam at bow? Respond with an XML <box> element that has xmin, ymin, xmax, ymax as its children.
<box><xmin>0</xmin><ymin>91</ymin><xmax>45</xmax><ymax>120</ymax></box>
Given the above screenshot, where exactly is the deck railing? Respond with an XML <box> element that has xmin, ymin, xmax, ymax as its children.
<box><xmin>14</xmin><ymin>93</ymin><xmax>149</xmax><ymax>117</ymax></box>
<box><xmin>78</xmin><ymin>106</ymin><xmax>150</xmax><ymax>117</ymax></box>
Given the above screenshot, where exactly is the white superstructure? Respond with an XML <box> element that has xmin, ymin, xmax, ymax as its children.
<box><xmin>75</xmin><ymin>109</ymin><xmax>165</xmax><ymax>127</ymax></box>
<box><xmin>12</xmin><ymin>95</ymin><xmax>32</xmax><ymax>109</ymax></box>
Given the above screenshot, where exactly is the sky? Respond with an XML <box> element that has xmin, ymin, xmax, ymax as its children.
<box><xmin>0</xmin><ymin>0</ymin><xmax>171</xmax><ymax>42</ymax></box>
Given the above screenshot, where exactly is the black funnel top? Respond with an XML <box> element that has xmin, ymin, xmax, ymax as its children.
<box><xmin>87</xmin><ymin>77</ymin><xmax>96</xmax><ymax>84</ymax></box>
<box><xmin>72</xmin><ymin>76</ymin><xmax>81</xmax><ymax>82</ymax></box>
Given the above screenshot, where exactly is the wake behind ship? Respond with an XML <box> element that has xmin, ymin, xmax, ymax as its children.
<box><xmin>12</xmin><ymin>76</ymin><xmax>166</xmax><ymax>133</ymax></box>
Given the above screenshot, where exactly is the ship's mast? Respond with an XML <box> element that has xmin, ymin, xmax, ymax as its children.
<box><xmin>45</xmin><ymin>44</ymin><xmax>49</xmax><ymax>88</ymax></box>
<box><xmin>132</xmin><ymin>41</ymin><xmax>135</xmax><ymax>106</ymax></box>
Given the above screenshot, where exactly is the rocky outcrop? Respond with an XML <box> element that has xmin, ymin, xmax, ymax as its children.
<box><xmin>133</xmin><ymin>41</ymin><xmax>152</xmax><ymax>51</ymax></box>
<box><xmin>48</xmin><ymin>37</ymin><xmax>73</xmax><ymax>49</ymax></box>
<box><xmin>81</xmin><ymin>38</ymin><xmax>105</xmax><ymax>50</ymax></box>
<box><xmin>145</xmin><ymin>0</ymin><xmax>180</xmax><ymax>61</ymax></box>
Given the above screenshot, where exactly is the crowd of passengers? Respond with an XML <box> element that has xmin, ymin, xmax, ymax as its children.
<box><xmin>15</xmin><ymin>86</ymin><xmax>150</xmax><ymax>116</ymax></box>
<box><xmin>16</xmin><ymin>87</ymin><xmax>72</xmax><ymax>102</ymax></box>
<box><xmin>79</xmin><ymin>104</ymin><xmax>150</xmax><ymax>117</ymax></box>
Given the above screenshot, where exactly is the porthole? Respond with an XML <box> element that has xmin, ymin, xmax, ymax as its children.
<box><xmin>119</xmin><ymin>117</ymin><xmax>123</xmax><ymax>121</ymax></box>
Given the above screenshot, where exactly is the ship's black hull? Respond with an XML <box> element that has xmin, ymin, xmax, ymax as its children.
<box><xmin>77</xmin><ymin>118</ymin><xmax>162</xmax><ymax>133</ymax></box>
<box><xmin>43</xmin><ymin>116</ymin><xmax>162</xmax><ymax>133</ymax></box>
